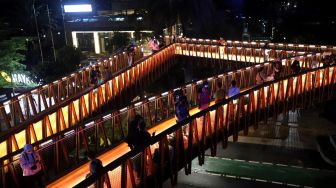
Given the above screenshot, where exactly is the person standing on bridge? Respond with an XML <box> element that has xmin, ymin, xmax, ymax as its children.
<box><xmin>228</xmin><ymin>80</ymin><xmax>240</xmax><ymax>98</ymax></box>
<box><xmin>19</xmin><ymin>144</ymin><xmax>44</xmax><ymax>188</ymax></box>
<box><xmin>291</xmin><ymin>59</ymin><xmax>301</xmax><ymax>74</ymax></box>
<box><xmin>90</xmin><ymin>67</ymin><xmax>97</xmax><ymax>86</ymax></box>
<box><xmin>96</xmin><ymin>67</ymin><xmax>102</xmax><ymax>85</ymax></box>
<box><xmin>126</xmin><ymin>115</ymin><xmax>154</xmax><ymax>149</ymax></box>
<box><xmin>215</xmin><ymin>81</ymin><xmax>225</xmax><ymax>102</ymax></box>
<box><xmin>152</xmin><ymin>39</ymin><xmax>160</xmax><ymax>53</ymax></box>
<box><xmin>218</xmin><ymin>37</ymin><xmax>226</xmax><ymax>46</ymax></box>
<box><xmin>104</xmin><ymin>66</ymin><xmax>111</xmax><ymax>81</ymax></box>
<box><xmin>127</xmin><ymin>45</ymin><xmax>135</xmax><ymax>66</ymax></box>
<box><xmin>86</xmin><ymin>151</ymin><xmax>104</xmax><ymax>188</ymax></box>
<box><xmin>174</xmin><ymin>89</ymin><xmax>190</xmax><ymax>122</ymax></box>
<box><xmin>255</xmin><ymin>67</ymin><xmax>268</xmax><ymax>85</ymax></box>
<box><xmin>199</xmin><ymin>82</ymin><xmax>211</xmax><ymax>110</ymax></box>
<box><xmin>126</xmin><ymin>115</ymin><xmax>142</xmax><ymax>149</ymax></box>
<box><xmin>271</xmin><ymin>60</ymin><xmax>282</xmax><ymax>80</ymax></box>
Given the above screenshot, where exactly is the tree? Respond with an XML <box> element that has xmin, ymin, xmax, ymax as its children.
<box><xmin>111</xmin><ymin>32</ymin><xmax>130</xmax><ymax>51</ymax></box>
<box><xmin>0</xmin><ymin>37</ymin><xmax>27</xmax><ymax>87</ymax></box>
<box><xmin>7</xmin><ymin>0</ymin><xmax>63</xmax><ymax>64</ymax></box>
<box><xmin>30</xmin><ymin>46</ymin><xmax>83</xmax><ymax>83</ymax></box>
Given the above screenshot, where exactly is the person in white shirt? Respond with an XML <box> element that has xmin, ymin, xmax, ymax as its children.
<box><xmin>228</xmin><ymin>80</ymin><xmax>240</xmax><ymax>98</ymax></box>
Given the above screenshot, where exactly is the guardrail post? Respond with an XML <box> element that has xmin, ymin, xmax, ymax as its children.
<box><xmin>121</xmin><ymin>162</ymin><xmax>127</xmax><ymax>188</ymax></box>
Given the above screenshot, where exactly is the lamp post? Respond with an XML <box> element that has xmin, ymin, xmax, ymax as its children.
<box><xmin>47</xmin><ymin>4</ymin><xmax>57</xmax><ymax>62</ymax></box>
<box><xmin>60</xmin><ymin>0</ymin><xmax>68</xmax><ymax>45</ymax></box>
<box><xmin>33</xmin><ymin>0</ymin><xmax>44</xmax><ymax>64</ymax></box>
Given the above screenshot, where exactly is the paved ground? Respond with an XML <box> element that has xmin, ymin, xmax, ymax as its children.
<box><xmin>192</xmin><ymin>156</ymin><xmax>336</xmax><ymax>187</ymax></box>
<box><xmin>164</xmin><ymin>104</ymin><xmax>336</xmax><ymax>187</ymax></box>
<box><xmin>209</xmin><ymin>141</ymin><xmax>335</xmax><ymax>170</ymax></box>
<box><xmin>163</xmin><ymin>171</ymin><xmax>283</xmax><ymax>188</ymax></box>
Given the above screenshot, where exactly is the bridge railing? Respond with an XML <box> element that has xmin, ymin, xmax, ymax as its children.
<box><xmin>165</xmin><ymin>36</ymin><xmax>336</xmax><ymax>53</ymax></box>
<box><xmin>35</xmin><ymin>53</ymin><xmax>319</xmax><ymax>185</ymax></box>
<box><xmin>0</xmin><ymin>46</ymin><xmax>319</xmax><ymax>187</ymax></box>
<box><xmin>73</xmin><ymin>64</ymin><xmax>336</xmax><ymax>188</ymax></box>
<box><xmin>0</xmin><ymin>44</ymin><xmax>176</xmax><ymax>168</ymax></box>
<box><xmin>0</xmin><ymin>52</ymin><xmax>322</xmax><ymax>187</ymax></box>
<box><xmin>0</xmin><ymin>46</ymin><xmax>144</xmax><ymax>132</ymax></box>
<box><xmin>0</xmin><ymin>43</ymin><xmax>291</xmax><ymax>164</ymax></box>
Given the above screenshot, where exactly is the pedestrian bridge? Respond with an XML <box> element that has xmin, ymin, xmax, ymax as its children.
<box><xmin>0</xmin><ymin>38</ymin><xmax>335</xmax><ymax>187</ymax></box>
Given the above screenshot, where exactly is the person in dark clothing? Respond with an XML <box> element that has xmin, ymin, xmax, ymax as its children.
<box><xmin>95</xmin><ymin>67</ymin><xmax>102</xmax><ymax>85</ymax></box>
<box><xmin>134</xmin><ymin>118</ymin><xmax>152</xmax><ymax>148</ymax></box>
<box><xmin>126</xmin><ymin>115</ymin><xmax>153</xmax><ymax>149</ymax></box>
<box><xmin>90</xmin><ymin>67</ymin><xmax>97</xmax><ymax>85</ymax></box>
<box><xmin>104</xmin><ymin>66</ymin><xmax>111</xmax><ymax>81</ymax></box>
<box><xmin>86</xmin><ymin>151</ymin><xmax>104</xmax><ymax>188</ymax></box>
<box><xmin>126</xmin><ymin>114</ymin><xmax>143</xmax><ymax>149</ymax></box>
<box><xmin>87</xmin><ymin>151</ymin><xmax>103</xmax><ymax>175</ymax></box>
<box><xmin>199</xmin><ymin>82</ymin><xmax>210</xmax><ymax>110</ymax></box>
<box><xmin>86</xmin><ymin>151</ymin><xmax>104</xmax><ymax>187</ymax></box>
<box><xmin>272</xmin><ymin>60</ymin><xmax>282</xmax><ymax>80</ymax></box>
<box><xmin>291</xmin><ymin>60</ymin><xmax>301</xmax><ymax>74</ymax></box>
<box><xmin>174</xmin><ymin>90</ymin><xmax>190</xmax><ymax>122</ymax></box>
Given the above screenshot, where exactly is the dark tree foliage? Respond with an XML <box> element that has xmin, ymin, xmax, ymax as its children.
<box><xmin>0</xmin><ymin>37</ymin><xmax>27</xmax><ymax>87</ymax></box>
<box><xmin>110</xmin><ymin>32</ymin><xmax>130</xmax><ymax>51</ymax></box>
<box><xmin>30</xmin><ymin>46</ymin><xmax>82</xmax><ymax>83</ymax></box>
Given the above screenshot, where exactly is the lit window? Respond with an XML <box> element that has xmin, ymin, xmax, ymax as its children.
<box><xmin>115</xmin><ymin>17</ymin><xmax>125</xmax><ymax>21</ymax></box>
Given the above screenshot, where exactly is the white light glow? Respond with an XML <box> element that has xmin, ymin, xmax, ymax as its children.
<box><xmin>148</xmin><ymin>97</ymin><xmax>156</xmax><ymax>101</ymax></box>
<box><xmin>64</xmin><ymin>4</ymin><xmax>92</xmax><ymax>13</ymax></box>
<box><xmin>71</xmin><ymin>32</ymin><xmax>78</xmax><ymax>48</ymax></box>
<box><xmin>93</xmin><ymin>32</ymin><xmax>100</xmax><ymax>54</ymax></box>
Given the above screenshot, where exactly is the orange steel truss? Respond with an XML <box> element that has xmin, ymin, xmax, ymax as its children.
<box><xmin>0</xmin><ymin>38</ymin><xmax>334</xmax><ymax>187</ymax></box>
<box><xmin>166</xmin><ymin>36</ymin><xmax>336</xmax><ymax>53</ymax></box>
<box><xmin>0</xmin><ymin>44</ymin><xmax>302</xmax><ymax>160</ymax></box>
<box><xmin>0</xmin><ymin>46</ymin><xmax>144</xmax><ymax>131</ymax></box>
<box><xmin>35</xmin><ymin>54</ymin><xmax>328</xmax><ymax>187</ymax></box>
<box><xmin>59</xmin><ymin>64</ymin><xmax>335</xmax><ymax>188</ymax></box>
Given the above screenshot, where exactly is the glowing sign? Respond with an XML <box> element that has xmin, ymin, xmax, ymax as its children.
<box><xmin>64</xmin><ymin>4</ymin><xmax>92</xmax><ymax>13</ymax></box>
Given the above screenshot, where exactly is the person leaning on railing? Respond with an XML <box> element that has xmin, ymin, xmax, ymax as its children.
<box><xmin>256</xmin><ymin>67</ymin><xmax>274</xmax><ymax>85</ymax></box>
<box><xmin>291</xmin><ymin>59</ymin><xmax>301</xmax><ymax>74</ymax></box>
<box><xmin>86</xmin><ymin>151</ymin><xmax>104</xmax><ymax>188</ymax></box>
<box><xmin>218</xmin><ymin>37</ymin><xmax>226</xmax><ymax>46</ymax></box>
<box><xmin>104</xmin><ymin>66</ymin><xmax>111</xmax><ymax>81</ymax></box>
<box><xmin>198</xmin><ymin>81</ymin><xmax>211</xmax><ymax>110</ymax></box>
<box><xmin>228</xmin><ymin>80</ymin><xmax>240</xmax><ymax>98</ymax></box>
<box><xmin>271</xmin><ymin>60</ymin><xmax>282</xmax><ymax>80</ymax></box>
<box><xmin>215</xmin><ymin>81</ymin><xmax>225</xmax><ymax>102</ymax></box>
<box><xmin>126</xmin><ymin>115</ymin><xmax>155</xmax><ymax>150</ymax></box>
<box><xmin>174</xmin><ymin>89</ymin><xmax>190</xmax><ymax>122</ymax></box>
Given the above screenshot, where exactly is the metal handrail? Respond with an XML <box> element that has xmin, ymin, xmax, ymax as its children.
<box><xmin>74</xmin><ymin>63</ymin><xmax>336</xmax><ymax>187</ymax></box>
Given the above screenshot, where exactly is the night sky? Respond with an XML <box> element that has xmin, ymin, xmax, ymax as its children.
<box><xmin>1</xmin><ymin>0</ymin><xmax>335</xmax><ymax>44</ymax></box>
